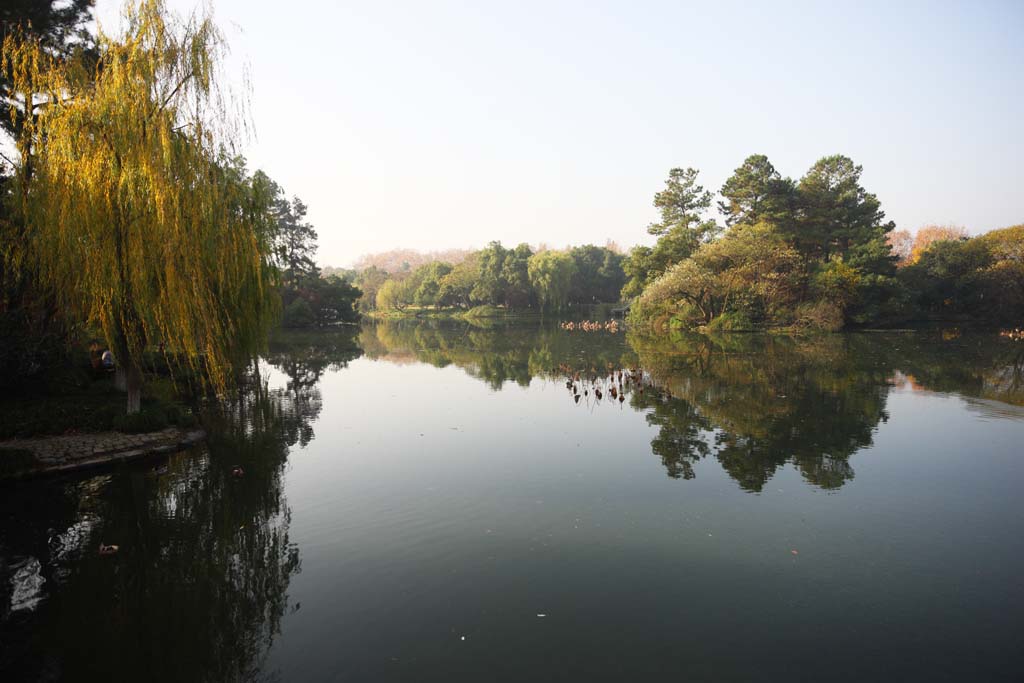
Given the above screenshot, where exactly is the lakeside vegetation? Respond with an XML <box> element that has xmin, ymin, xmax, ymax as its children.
<box><xmin>355</xmin><ymin>241</ymin><xmax>626</xmax><ymax>317</ymax></box>
<box><xmin>341</xmin><ymin>155</ymin><xmax>1021</xmax><ymax>331</ymax></box>
<box><xmin>624</xmin><ymin>156</ymin><xmax>1023</xmax><ymax>332</ymax></box>
<box><xmin>0</xmin><ymin>0</ymin><xmax>1019</xmax><ymax>439</ymax></box>
<box><xmin>360</xmin><ymin>319</ymin><xmax>1024</xmax><ymax>488</ymax></box>
<box><xmin>0</xmin><ymin>1</ymin><xmax>360</xmax><ymax>425</ymax></box>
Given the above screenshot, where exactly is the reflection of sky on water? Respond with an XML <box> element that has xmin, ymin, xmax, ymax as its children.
<box><xmin>2</xmin><ymin>324</ymin><xmax>1023</xmax><ymax>682</ymax></box>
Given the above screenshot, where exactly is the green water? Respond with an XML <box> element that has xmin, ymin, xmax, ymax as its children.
<box><xmin>2</xmin><ymin>322</ymin><xmax>1023</xmax><ymax>681</ymax></box>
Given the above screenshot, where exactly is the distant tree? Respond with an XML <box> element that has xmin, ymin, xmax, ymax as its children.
<box><xmin>910</xmin><ymin>224</ymin><xmax>968</xmax><ymax>263</ymax></box>
<box><xmin>647</xmin><ymin>167</ymin><xmax>719</xmax><ymax>244</ymax></box>
<box><xmin>621</xmin><ymin>167</ymin><xmax>719</xmax><ymax>300</ymax></box>
<box><xmin>3</xmin><ymin>0</ymin><xmax>278</xmax><ymax>412</ymax></box>
<box><xmin>900</xmin><ymin>237</ymin><xmax>991</xmax><ymax>317</ymax></box>
<box><xmin>282</xmin><ymin>297</ymin><xmax>316</xmax><ymax>328</ymax></box>
<box><xmin>308</xmin><ymin>275</ymin><xmax>361</xmax><ymax>325</ymax></box>
<box><xmin>527</xmin><ymin>250</ymin><xmax>576</xmax><ymax>312</ymax></box>
<box><xmin>887</xmin><ymin>229</ymin><xmax>914</xmax><ymax>265</ymax></box>
<box><xmin>792</xmin><ymin>155</ymin><xmax>894</xmax><ymax>261</ymax></box>
<box><xmin>413</xmin><ymin>261</ymin><xmax>453</xmax><ymax>308</ymax></box>
<box><xmin>501</xmin><ymin>243</ymin><xmax>534</xmax><ymax>309</ymax></box>
<box><xmin>633</xmin><ymin>223</ymin><xmax>804</xmax><ymax>327</ymax></box>
<box><xmin>471</xmin><ymin>241</ymin><xmax>509</xmax><ymax>306</ymax></box>
<box><xmin>274</xmin><ymin>195</ymin><xmax>318</xmax><ymax>289</ymax></box>
<box><xmin>621</xmin><ymin>245</ymin><xmax>653</xmax><ymax>299</ymax></box>
<box><xmin>354</xmin><ymin>265</ymin><xmax>389</xmax><ymax>312</ymax></box>
<box><xmin>569</xmin><ymin>244</ymin><xmax>625</xmax><ymax>304</ymax></box>
<box><xmin>898</xmin><ymin>224</ymin><xmax>1023</xmax><ymax>323</ymax></box>
<box><xmin>319</xmin><ymin>265</ymin><xmax>357</xmax><ymax>282</ymax></box>
<box><xmin>437</xmin><ymin>252</ymin><xmax>480</xmax><ymax>308</ymax></box>
<box><xmin>376</xmin><ymin>278</ymin><xmax>408</xmax><ymax>311</ymax></box>
<box><xmin>975</xmin><ymin>224</ymin><xmax>1024</xmax><ymax>322</ymax></box>
<box><xmin>718</xmin><ymin>154</ymin><xmax>796</xmax><ymax>227</ymax></box>
<box><xmin>353</xmin><ymin>248</ymin><xmax>471</xmax><ymax>273</ymax></box>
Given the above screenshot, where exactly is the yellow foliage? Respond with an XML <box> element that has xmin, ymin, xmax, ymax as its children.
<box><xmin>2</xmin><ymin>0</ymin><xmax>276</xmax><ymax>404</ymax></box>
<box><xmin>909</xmin><ymin>224</ymin><xmax>968</xmax><ymax>264</ymax></box>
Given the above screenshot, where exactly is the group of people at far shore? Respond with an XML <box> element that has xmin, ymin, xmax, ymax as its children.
<box><xmin>559</xmin><ymin>319</ymin><xmax>620</xmax><ymax>333</ymax></box>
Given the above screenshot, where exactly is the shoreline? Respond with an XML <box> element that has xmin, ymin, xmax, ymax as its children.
<box><xmin>0</xmin><ymin>427</ymin><xmax>206</xmax><ymax>482</ymax></box>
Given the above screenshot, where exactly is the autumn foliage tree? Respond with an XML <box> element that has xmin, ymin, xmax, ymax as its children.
<box><xmin>2</xmin><ymin>0</ymin><xmax>278</xmax><ymax>412</ymax></box>
<box><xmin>909</xmin><ymin>225</ymin><xmax>968</xmax><ymax>263</ymax></box>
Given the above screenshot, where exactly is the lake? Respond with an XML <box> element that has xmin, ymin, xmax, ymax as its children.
<box><xmin>2</xmin><ymin>321</ymin><xmax>1023</xmax><ymax>681</ymax></box>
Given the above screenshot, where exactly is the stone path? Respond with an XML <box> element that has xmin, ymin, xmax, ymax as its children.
<box><xmin>0</xmin><ymin>427</ymin><xmax>206</xmax><ymax>481</ymax></box>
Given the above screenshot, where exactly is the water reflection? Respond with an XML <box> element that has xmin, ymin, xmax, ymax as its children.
<box><xmin>2</xmin><ymin>322</ymin><xmax>1022</xmax><ymax>680</ymax></box>
<box><xmin>0</xmin><ymin>332</ymin><xmax>361</xmax><ymax>681</ymax></box>
<box><xmin>363</xmin><ymin>320</ymin><xmax>1024</xmax><ymax>492</ymax></box>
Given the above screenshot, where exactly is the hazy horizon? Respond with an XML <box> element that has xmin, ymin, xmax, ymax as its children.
<box><xmin>95</xmin><ymin>0</ymin><xmax>1024</xmax><ymax>267</ymax></box>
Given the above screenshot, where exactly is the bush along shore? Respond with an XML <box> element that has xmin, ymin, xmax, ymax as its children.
<box><xmin>622</xmin><ymin>156</ymin><xmax>1023</xmax><ymax>334</ymax></box>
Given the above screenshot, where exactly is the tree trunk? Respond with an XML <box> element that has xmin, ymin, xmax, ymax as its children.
<box><xmin>125</xmin><ymin>363</ymin><xmax>144</xmax><ymax>415</ymax></box>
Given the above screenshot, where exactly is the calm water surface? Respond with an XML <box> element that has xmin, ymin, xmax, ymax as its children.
<box><xmin>2</xmin><ymin>322</ymin><xmax>1023</xmax><ymax>681</ymax></box>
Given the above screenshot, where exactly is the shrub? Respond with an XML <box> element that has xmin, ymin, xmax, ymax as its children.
<box><xmin>113</xmin><ymin>408</ymin><xmax>169</xmax><ymax>433</ymax></box>
<box><xmin>282</xmin><ymin>298</ymin><xmax>316</xmax><ymax>328</ymax></box>
<box><xmin>705</xmin><ymin>311</ymin><xmax>756</xmax><ymax>333</ymax></box>
<box><xmin>793</xmin><ymin>301</ymin><xmax>844</xmax><ymax>332</ymax></box>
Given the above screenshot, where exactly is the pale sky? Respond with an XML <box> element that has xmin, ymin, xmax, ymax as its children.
<box><xmin>96</xmin><ymin>0</ymin><xmax>1024</xmax><ymax>267</ymax></box>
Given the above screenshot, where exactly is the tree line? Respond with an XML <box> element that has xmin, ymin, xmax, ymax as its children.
<box><xmin>626</xmin><ymin>155</ymin><xmax>1023</xmax><ymax>331</ymax></box>
<box><xmin>358</xmin><ymin>241</ymin><xmax>626</xmax><ymax>314</ymax></box>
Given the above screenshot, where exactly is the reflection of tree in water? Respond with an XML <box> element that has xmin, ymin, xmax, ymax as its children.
<box><xmin>0</xmin><ymin>333</ymin><xmax>362</xmax><ymax>681</ymax></box>
<box><xmin>639</xmin><ymin>396</ymin><xmax>711</xmax><ymax>480</ymax></box>
<box><xmin>261</xmin><ymin>329</ymin><xmax>363</xmax><ymax>446</ymax></box>
<box><xmin>364</xmin><ymin>319</ymin><xmax>634</xmax><ymax>390</ymax></box>
<box><xmin>630</xmin><ymin>333</ymin><xmax>893</xmax><ymax>491</ymax></box>
<box><xmin>355</xmin><ymin>321</ymin><xmax>1023</xmax><ymax>494</ymax></box>
<box><xmin>886</xmin><ymin>331</ymin><xmax>1024</xmax><ymax>407</ymax></box>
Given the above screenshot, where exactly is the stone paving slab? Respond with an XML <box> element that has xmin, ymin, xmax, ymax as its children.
<box><xmin>0</xmin><ymin>427</ymin><xmax>206</xmax><ymax>481</ymax></box>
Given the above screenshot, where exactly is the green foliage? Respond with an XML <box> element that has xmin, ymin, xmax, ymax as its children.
<box><xmin>309</xmin><ymin>275</ymin><xmax>361</xmax><ymax>325</ymax></box>
<box><xmin>621</xmin><ymin>168</ymin><xmax>720</xmax><ymax>300</ymax></box>
<box><xmin>471</xmin><ymin>241</ymin><xmax>509</xmax><ymax>306</ymax></box>
<box><xmin>810</xmin><ymin>260</ymin><xmax>861</xmax><ymax>311</ymax></box>
<box><xmin>704</xmin><ymin>311</ymin><xmax>755</xmax><ymax>333</ymax></box>
<box><xmin>527</xmin><ymin>250</ymin><xmax>576</xmax><ymax>312</ymax></box>
<box><xmin>718</xmin><ymin>154</ymin><xmax>796</xmax><ymax>227</ymax></box>
<box><xmin>282</xmin><ymin>297</ymin><xmax>316</xmax><ymax>328</ymax></box>
<box><xmin>792</xmin><ymin>300</ymin><xmax>845</xmax><ymax>332</ymax></box>
<box><xmin>633</xmin><ymin>222</ymin><xmax>804</xmax><ymax>330</ymax></box>
<box><xmin>647</xmin><ymin>167</ymin><xmax>718</xmax><ymax>242</ymax></box>
<box><xmin>621</xmin><ymin>245</ymin><xmax>653</xmax><ymax>299</ymax></box>
<box><xmin>354</xmin><ymin>265</ymin><xmax>389</xmax><ymax>312</ymax></box>
<box><xmin>258</xmin><ymin>173</ymin><xmax>319</xmax><ymax>289</ymax></box>
<box><xmin>375</xmin><ymin>278</ymin><xmax>408</xmax><ymax>312</ymax></box>
<box><xmin>630</xmin><ymin>154</ymin><xmax>915</xmax><ymax>332</ymax></box>
<box><xmin>414</xmin><ymin>261</ymin><xmax>454</xmax><ymax>308</ymax></box>
<box><xmin>437</xmin><ymin>255</ymin><xmax>479</xmax><ymax>309</ymax></box>
<box><xmin>791</xmin><ymin>155</ymin><xmax>894</xmax><ymax>261</ymax></box>
<box><xmin>899</xmin><ymin>223</ymin><xmax>1024</xmax><ymax>323</ymax></box>
<box><xmin>366</xmin><ymin>241</ymin><xmax>625</xmax><ymax>314</ymax></box>
<box><xmin>568</xmin><ymin>244</ymin><xmax>626</xmax><ymax>304</ymax></box>
<box><xmin>113</xmin><ymin>408</ymin><xmax>170</xmax><ymax>433</ymax></box>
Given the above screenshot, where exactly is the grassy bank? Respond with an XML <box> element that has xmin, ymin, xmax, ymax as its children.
<box><xmin>0</xmin><ymin>372</ymin><xmax>199</xmax><ymax>440</ymax></box>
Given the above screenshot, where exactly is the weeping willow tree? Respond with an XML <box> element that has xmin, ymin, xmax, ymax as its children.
<box><xmin>2</xmin><ymin>0</ymin><xmax>278</xmax><ymax>412</ymax></box>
